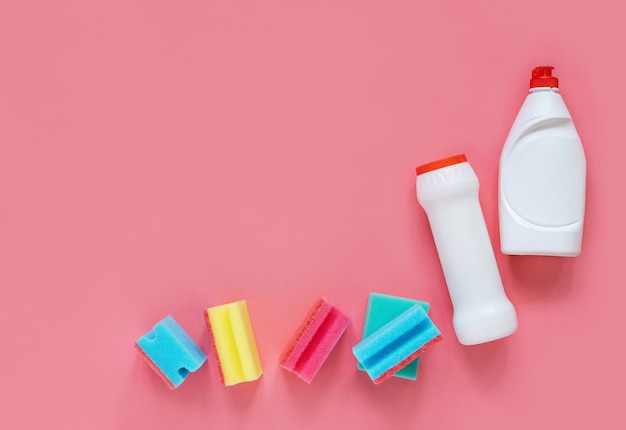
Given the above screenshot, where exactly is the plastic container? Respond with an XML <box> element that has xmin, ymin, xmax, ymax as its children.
<box><xmin>499</xmin><ymin>66</ymin><xmax>586</xmax><ymax>256</ymax></box>
<box><xmin>416</xmin><ymin>155</ymin><xmax>518</xmax><ymax>345</ymax></box>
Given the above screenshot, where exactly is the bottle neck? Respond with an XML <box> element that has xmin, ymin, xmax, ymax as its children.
<box><xmin>529</xmin><ymin>87</ymin><xmax>559</xmax><ymax>94</ymax></box>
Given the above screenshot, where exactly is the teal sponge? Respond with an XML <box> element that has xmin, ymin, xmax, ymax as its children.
<box><xmin>136</xmin><ymin>315</ymin><xmax>207</xmax><ymax>389</ymax></box>
<box><xmin>357</xmin><ymin>293</ymin><xmax>430</xmax><ymax>380</ymax></box>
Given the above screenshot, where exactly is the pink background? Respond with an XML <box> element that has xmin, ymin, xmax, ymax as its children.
<box><xmin>1</xmin><ymin>1</ymin><xmax>624</xmax><ymax>428</ymax></box>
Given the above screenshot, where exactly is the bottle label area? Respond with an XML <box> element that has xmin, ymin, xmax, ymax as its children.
<box><xmin>502</xmin><ymin>134</ymin><xmax>586</xmax><ymax>227</ymax></box>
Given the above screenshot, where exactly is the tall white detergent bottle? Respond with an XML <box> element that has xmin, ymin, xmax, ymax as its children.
<box><xmin>416</xmin><ymin>155</ymin><xmax>517</xmax><ymax>345</ymax></box>
<box><xmin>499</xmin><ymin>66</ymin><xmax>586</xmax><ymax>256</ymax></box>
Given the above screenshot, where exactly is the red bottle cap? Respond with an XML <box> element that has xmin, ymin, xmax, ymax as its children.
<box><xmin>416</xmin><ymin>154</ymin><xmax>468</xmax><ymax>175</ymax></box>
<box><xmin>530</xmin><ymin>66</ymin><xmax>558</xmax><ymax>89</ymax></box>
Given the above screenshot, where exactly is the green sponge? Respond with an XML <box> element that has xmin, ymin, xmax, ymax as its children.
<box><xmin>357</xmin><ymin>293</ymin><xmax>430</xmax><ymax>380</ymax></box>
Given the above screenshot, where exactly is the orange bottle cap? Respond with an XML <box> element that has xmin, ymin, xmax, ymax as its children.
<box><xmin>416</xmin><ymin>154</ymin><xmax>468</xmax><ymax>176</ymax></box>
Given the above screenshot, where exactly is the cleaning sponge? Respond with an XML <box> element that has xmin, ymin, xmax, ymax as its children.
<box><xmin>357</xmin><ymin>293</ymin><xmax>430</xmax><ymax>380</ymax></box>
<box><xmin>204</xmin><ymin>300</ymin><xmax>263</xmax><ymax>386</ymax></box>
<box><xmin>280</xmin><ymin>297</ymin><xmax>351</xmax><ymax>383</ymax></box>
<box><xmin>135</xmin><ymin>315</ymin><xmax>207</xmax><ymax>389</ymax></box>
<box><xmin>352</xmin><ymin>304</ymin><xmax>442</xmax><ymax>384</ymax></box>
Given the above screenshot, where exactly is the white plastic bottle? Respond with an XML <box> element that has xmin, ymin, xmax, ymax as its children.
<box><xmin>499</xmin><ymin>66</ymin><xmax>586</xmax><ymax>256</ymax></box>
<box><xmin>416</xmin><ymin>155</ymin><xmax>517</xmax><ymax>345</ymax></box>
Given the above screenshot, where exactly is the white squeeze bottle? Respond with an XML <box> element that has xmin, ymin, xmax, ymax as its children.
<box><xmin>416</xmin><ymin>155</ymin><xmax>517</xmax><ymax>345</ymax></box>
<box><xmin>499</xmin><ymin>66</ymin><xmax>586</xmax><ymax>256</ymax></box>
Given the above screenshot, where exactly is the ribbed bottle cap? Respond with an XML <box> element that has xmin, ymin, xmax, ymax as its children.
<box><xmin>530</xmin><ymin>66</ymin><xmax>559</xmax><ymax>89</ymax></box>
<box><xmin>416</xmin><ymin>154</ymin><xmax>468</xmax><ymax>175</ymax></box>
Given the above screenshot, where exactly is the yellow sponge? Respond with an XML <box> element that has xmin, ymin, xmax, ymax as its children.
<box><xmin>204</xmin><ymin>300</ymin><xmax>263</xmax><ymax>386</ymax></box>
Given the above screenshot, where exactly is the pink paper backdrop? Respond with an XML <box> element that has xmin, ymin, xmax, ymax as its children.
<box><xmin>1</xmin><ymin>1</ymin><xmax>623</xmax><ymax>428</ymax></box>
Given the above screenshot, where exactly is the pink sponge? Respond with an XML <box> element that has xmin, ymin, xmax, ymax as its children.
<box><xmin>280</xmin><ymin>297</ymin><xmax>351</xmax><ymax>383</ymax></box>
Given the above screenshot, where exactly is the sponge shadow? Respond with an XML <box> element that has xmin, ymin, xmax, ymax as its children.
<box><xmin>223</xmin><ymin>375</ymin><xmax>262</xmax><ymax>411</ymax></box>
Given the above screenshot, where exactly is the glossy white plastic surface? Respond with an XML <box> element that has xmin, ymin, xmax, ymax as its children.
<box><xmin>499</xmin><ymin>87</ymin><xmax>586</xmax><ymax>256</ymax></box>
<box><xmin>417</xmin><ymin>160</ymin><xmax>518</xmax><ymax>345</ymax></box>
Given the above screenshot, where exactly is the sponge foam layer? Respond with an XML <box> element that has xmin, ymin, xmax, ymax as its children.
<box><xmin>204</xmin><ymin>300</ymin><xmax>263</xmax><ymax>386</ymax></box>
<box><xmin>280</xmin><ymin>297</ymin><xmax>351</xmax><ymax>383</ymax></box>
<box><xmin>357</xmin><ymin>293</ymin><xmax>430</xmax><ymax>380</ymax></box>
<box><xmin>135</xmin><ymin>315</ymin><xmax>207</xmax><ymax>389</ymax></box>
<box><xmin>352</xmin><ymin>304</ymin><xmax>442</xmax><ymax>384</ymax></box>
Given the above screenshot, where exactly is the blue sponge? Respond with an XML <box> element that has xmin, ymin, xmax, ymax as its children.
<box><xmin>357</xmin><ymin>293</ymin><xmax>430</xmax><ymax>380</ymax></box>
<box><xmin>352</xmin><ymin>304</ymin><xmax>442</xmax><ymax>384</ymax></box>
<box><xmin>136</xmin><ymin>315</ymin><xmax>207</xmax><ymax>389</ymax></box>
